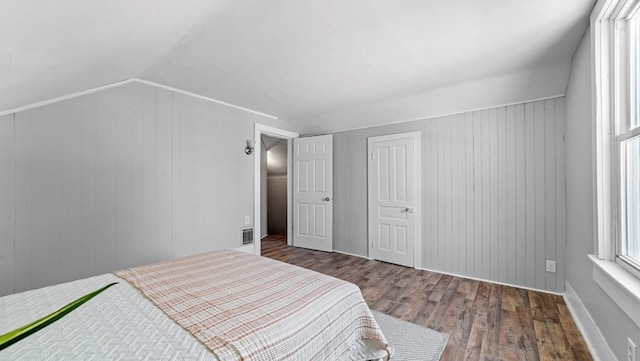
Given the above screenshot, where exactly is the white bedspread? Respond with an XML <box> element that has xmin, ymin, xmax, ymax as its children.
<box><xmin>1</xmin><ymin>252</ymin><xmax>389</xmax><ymax>360</ymax></box>
<box><xmin>115</xmin><ymin>250</ymin><xmax>389</xmax><ymax>361</ymax></box>
<box><xmin>0</xmin><ymin>274</ymin><xmax>217</xmax><ymax>361</ymax></box>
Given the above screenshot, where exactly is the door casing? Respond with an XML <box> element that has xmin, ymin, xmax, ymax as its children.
<box><xmin>253</xmin><ymin>123</ymin><xmax>299</xmax><ymax>255</ymax></box>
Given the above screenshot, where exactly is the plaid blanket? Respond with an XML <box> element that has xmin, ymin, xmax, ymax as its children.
<box><xmin>115</xmin><ymin>250</ymin><xmax>388</xmax><ymax>361</ymax></box>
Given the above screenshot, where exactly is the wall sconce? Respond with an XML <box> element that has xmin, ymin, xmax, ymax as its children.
<box><xmin>245</xmin><ymin>139</ymin><xmax>256</xmax><ymax>155</ymax></box>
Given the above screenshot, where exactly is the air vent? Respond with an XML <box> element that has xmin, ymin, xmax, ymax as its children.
<box><xmin>242</xmin><ymin>227</ymin><xmax>254</xmax><ymax>245</ymax></box>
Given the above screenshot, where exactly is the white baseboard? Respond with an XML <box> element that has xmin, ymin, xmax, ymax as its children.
<box><xmin>564</xmin><ymin>281</ymin><xmax>617</xmax><ymax>361</ymax></box>
<box><xmin>332</xmin><ymin>249</ymin><xmax>372</xmax><ymax>260</ymax></box>
<box><xmin>414</xmin><ymin>266</ymin><xmax>564</xmax><ymax>296</ymax></box>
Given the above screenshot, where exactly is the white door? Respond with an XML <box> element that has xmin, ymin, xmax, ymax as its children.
<box><xmin>368</xmin><ymin>132</ymin><xmax>421</xmax><ymax>267</ymax></box>
<box><xmin>293</xmin><ymin>135</ymin><xmax>333</xmax><ymax>252</ymax></box>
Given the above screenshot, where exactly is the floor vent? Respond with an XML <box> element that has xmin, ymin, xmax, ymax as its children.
<box><xmin>242</xmin><ymin>227</ymin><xmax>254</xmax><ymax>245</ymax></box>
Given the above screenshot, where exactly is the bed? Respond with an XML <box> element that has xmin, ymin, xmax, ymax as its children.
<box><xmin>0</xmin><ymin>250</ymin><xmax>391</xmax><ymax>360</ymax></box>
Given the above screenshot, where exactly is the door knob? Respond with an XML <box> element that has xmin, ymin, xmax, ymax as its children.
<box><xmin>401</xmin><ymin>207</ymin><xmax>414</xmax><ymax>213</ymax></box>
<box><xmin>323</xmin><ymin>197</ymin><xmax>331</xmax><ymax>201</ymax></box>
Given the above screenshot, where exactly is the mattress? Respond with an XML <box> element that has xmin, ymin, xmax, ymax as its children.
<box><xmin>1</xmin><ymin>251</ymin><xmax>389</xmax><ymax>360</ymax></box>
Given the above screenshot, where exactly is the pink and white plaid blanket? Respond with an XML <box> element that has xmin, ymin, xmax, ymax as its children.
<box><xmin>115</xmin><ymin>250</ymin><xmax>388</xmax><ymax>361</ymax></box>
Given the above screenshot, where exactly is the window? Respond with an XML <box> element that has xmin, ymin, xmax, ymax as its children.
<box><xmin>593</xmin><ymin>0</ymin><xmax>640</xmax><ymax>272</ymax></box>
<box><xmin>591</xmin><ymin>0</ymin><xmax>640</xmax><ymax>330</ymax></box>
<box><xmin>618</xmin><ymin>123</ymin><xmax>640</xmax><ymax>277</ymax></box>
<box><xmin>615</xmin><ymin>5</ymin><xmax>640</xmax><ymax>277</ymax></box>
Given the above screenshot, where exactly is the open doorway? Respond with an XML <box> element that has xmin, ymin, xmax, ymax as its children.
<box><xmin>253</xmin><ymin>124</ymin><xmax>298</xmax><ymax>255</ymax></box>
<box><xmin>261</xmin><ymin>135</ymin><xmax>288</xmax><ymax>243</ymax></box>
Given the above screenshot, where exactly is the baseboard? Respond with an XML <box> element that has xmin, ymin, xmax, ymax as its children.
<box><xmin>414</xmin><ymin>266</ymin><xmax>564</xmax><ymax>296</ymax></box>
<box><xmin>564</xmin><ymin>281</ymin><xmax>618</xmax><ymax>361</ymax></box>
<box><xmin>332</xmin><ymin>249</ymin><xmax>373</xmax><ymax>260</ymax></box>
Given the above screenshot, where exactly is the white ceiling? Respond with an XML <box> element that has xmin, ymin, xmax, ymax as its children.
<box><xmin>3</xmin><ymin>0</ymin><xmax>594</xmax><ymax>134</ymax></box>
<box><xmin>263</xmin><ymin>136</ymin><xmax>288</xmax><ymax>176</ymax></box>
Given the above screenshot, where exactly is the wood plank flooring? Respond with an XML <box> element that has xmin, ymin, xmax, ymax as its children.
<box><xmin>261</xmin><ymin>234</ymin><xmax>592</xmax><ymax>361</ymax></box>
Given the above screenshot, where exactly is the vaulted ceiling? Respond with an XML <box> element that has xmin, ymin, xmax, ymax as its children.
<box><xmin>2</xmin><ymin>0</ymin><xmax>594</xmax><ymax>134</ymax></box>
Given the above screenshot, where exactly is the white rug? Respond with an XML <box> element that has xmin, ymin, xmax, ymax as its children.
<box><xmin>372</xmin><ymin>310</ymin><xmax>449</xmax><ymax>361</ymax></box>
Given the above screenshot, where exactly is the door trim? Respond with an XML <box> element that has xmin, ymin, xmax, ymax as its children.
<box><xmin>254</xmin><ymin>124</ymin><xmax>299</xmax><ymax>255</ymax></box>
<box><xmin>367</xmin><ymin>131</ymin><xmax>422</xmax><ymax>268</ymax></box>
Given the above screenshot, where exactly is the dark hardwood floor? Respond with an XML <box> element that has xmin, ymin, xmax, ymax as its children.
<box><xmin>261</xmin><ymin>234</ymin><xmax>592</xmax><ymax>361</ymax></box>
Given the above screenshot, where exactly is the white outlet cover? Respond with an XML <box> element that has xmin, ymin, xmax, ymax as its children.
<box><xmin>244</xmin><ymin>216</ymin><xmax>250</xmax><ymax>225</ymax></box>
<box><xmin>546</xmin><ymin>260</ymin><xmax>556</xmax><ymax>273</ymax></box>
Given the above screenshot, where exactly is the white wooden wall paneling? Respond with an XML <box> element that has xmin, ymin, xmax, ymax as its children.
<box><xmin>80</xmin><ymin>92</ymin><xmax>97</xmax><ymax>278</ymax></box>
<box><xmin>1</xmin><ymin>81</ymin><xmax>277</xmax><ymax>296</ymax></box>
<box><xmin>533</xmin><ymin>101</ymin><xmax>545</xmax><ymax>290</ymax></box>
<box><xmin>205</xmin><ymin>103</ymin><xmax>222</xmax><ymax>253</ymax></box>
<box><xmin>139</xmin><ymin>82</ymin><xmax>156</xmax><ymax>266</ymax></box>
<box><xmin>544</xmin><ymin>99</ymin><xmax>557</xmax><ymax>291</ymax></box>
<box><xmin>524</xmin><ymin>102</ymin><xmax>536</xmax><ymax>288</ymax></box>
<box><xmin>444</xmin><ymin>116</ymin><xmax>453</xmax><ymax>273</ymax></box>
<box><xmin>434</xmin><ymin>117</ymin><xmax>442</xmax><ymax>270</ymax></box>
<box><xmin>116</xmin><ymin>83</ymin><xmax>135</xmax><ymax>270</ymax></box>
<box><xmin>95</xmin><ymin>87</ymin><xmax>118</xmax><ymax>275</ymax></box>
<box><xmin>451</xmin><ymin>114</ymin><xmax>461</xmax><ymax>273</ymax></box>
<box><xmin>515</xmin><ymin>103</ymin><xmax>527</xmax><ymax>286</ymax></box>
<box><xmin>171</xmin><ymin>92</ymin><xmax>184</xmax><ymax>258</ymax></box>
<box><xmin>192</xmin><ymin>98</ymin><xmax>209</xmax><ymax>254</ymax></box>
<box><xmin>497</xmin><ymin>106</ymin><xmax>507</xmax><ymax>284</ymax></box>
<box><xmin>15</xmin><ymin>109</ymin><xmax>32</xmax><ymax>293</ymax></box>
<box><xmin>473</xmin><ymin>110</ymin><xmax>483</xmax><ymax>278</ymax></box>
<box><xmin>464</xmin><ymin>112</ymin><xmax>474</xmax><ymax>276</ymax></box>
<box><xmin>436</xmin><ymin>118</ymin><xmax>445</xmax><ymax>271</ymax></box>
<box><xmin>505</xmin><ymin>105</ymin><xmax>517</xmax><ymax>286</ymax></box>
<box><xmin>173</xmin><ymin>92</ymin><xmax>194</xmax><ymax>258</ymax></box>
<box><xmin>3</xmin><ymin>87</ymin><xmax>566</xmax><ymax>295</ymax></box>
<box><xmin>208</xmin><ymin>102</ymin><xmax>226</xmax><ymax>254</ymax></box>
<box><xmin>131</xmin><ymin>83</ymin><xmax>145</xmax><ymax>270</ymax></box>
<box><xmin>198</xmin><ymin>102</ymin><xmax>213</xmax><ymax>254</ymax></box>
<box><xmin>489</xmin><ymin>108</ymin><xmax>499</xmax><ymax>282</ymax></box>
<box><xmin>555</xmin><ymin>100</ymin><xmax>566</xmax><ymax>291</ymax></box>
<box><xmin>61</xmin><ymin>97</ymin><xmax>83</xmax><ymax>282</ymax></box>
<box><xmin>154</xmin><ymin>87</ymin><xmax>173</xmax><ymax>263</ymax></box>
<box><xmin>437</xmin><ymin>115</ymin><xmax>451</xmax><ymax>269</ymax></box>
<box><xmin>332</xmin><ymin>97</ymin><xmax>566</xmax><ymax>293</ymax></box>
<box><xmin>31</xmin><ymin>104</ymin><xmax>63</xmax><ymax>290</ymax></box>
<box><xmin>0</xmin><ymin>114</ymin><xmax>14</xmax><ymax>296</ymax></box>
<box><xmin>485</xmin><ymin>109</ymin><xmax>493</xmax><ymax>281</ymax></box>
<box><xmin>420</xmin><ymin>120</ymin><xmax>434</xmax><ymax>267</ymax></box>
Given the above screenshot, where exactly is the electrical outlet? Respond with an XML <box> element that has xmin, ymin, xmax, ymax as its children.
<box><xmin>244</xmin><ymin>216</ymin><xmax>250</xmax><ymax>225</ymax></box>
<box><xmin>629</xmin><ymin>338</ymin><xmax>637</xmax><ymax>361</ymax></box>
<box><xmin>545</xmin><ymin>260</ymin><xmax>556</xmax><ymax>273</ymax></box>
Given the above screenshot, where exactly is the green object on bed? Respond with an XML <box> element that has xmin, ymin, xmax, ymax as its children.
<box><xmin>0</xmin><ymin>282</ymin><xmax>118</xmax><ymax>351</ymax></box>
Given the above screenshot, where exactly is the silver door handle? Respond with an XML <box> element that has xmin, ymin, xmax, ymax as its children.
<box><xmin>401</xmin><ymin>207</ymin><xmax>414</xmax><ymax>213</ymax></box>
<box><xmin>323</xmin><ymin>197</ymin><xmax>331</xmax><ymax>201</ymax></box>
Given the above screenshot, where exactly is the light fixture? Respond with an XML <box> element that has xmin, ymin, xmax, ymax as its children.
<box><xmin>245</xmin><ymin>139</ymin><xmax>256</xmax><ymax>155</ymax></box>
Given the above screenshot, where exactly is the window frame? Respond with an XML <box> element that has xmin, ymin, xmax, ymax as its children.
<box><xmin>613</xmin><ymin>2</ymin><xmax>640</xmax><ymax>276</ymax></box>
<box><xmin>617</xmin><ymin>127</ymin><xmax>640</xmax><ymax>279</ymax></box>
<box><xmin>591</xmin><ymin>0</ymin><xmax>640</xmax><ymax>329</ymax></box>
<box><xmin>593</xmin><ymin>0</ymin><xmax>640</xmax><ymax>269</ymax></box>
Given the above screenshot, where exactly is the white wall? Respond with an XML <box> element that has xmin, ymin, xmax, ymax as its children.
<box><xmin>332</xmin><ymin>97</ymin><xmax>566</xmax><ymax>293</ymax></box>
<box><xmin>267</xmin><ymin>176</ymin><xmax>287</xmax><ymax>235</ymax></box>
<box><xmin>564</xmin><ymin>30</ymin><xmax>640</xmax><ymax>361</ymax></box>
<box><xmin>0</xmin><ymin>80</ymin><xmax>294</xmax><ymax>296</ymax></box>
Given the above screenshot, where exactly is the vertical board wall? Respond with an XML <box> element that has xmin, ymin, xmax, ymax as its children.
<box><xmin>333</xmin><ymin>97</ymin><xmax>566</xmax><ymax>293</ymax></box>
<box><xmin>0</xmin><ymin>81</ymin><xmax>291</xmax><ymax>296</ymax></box>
